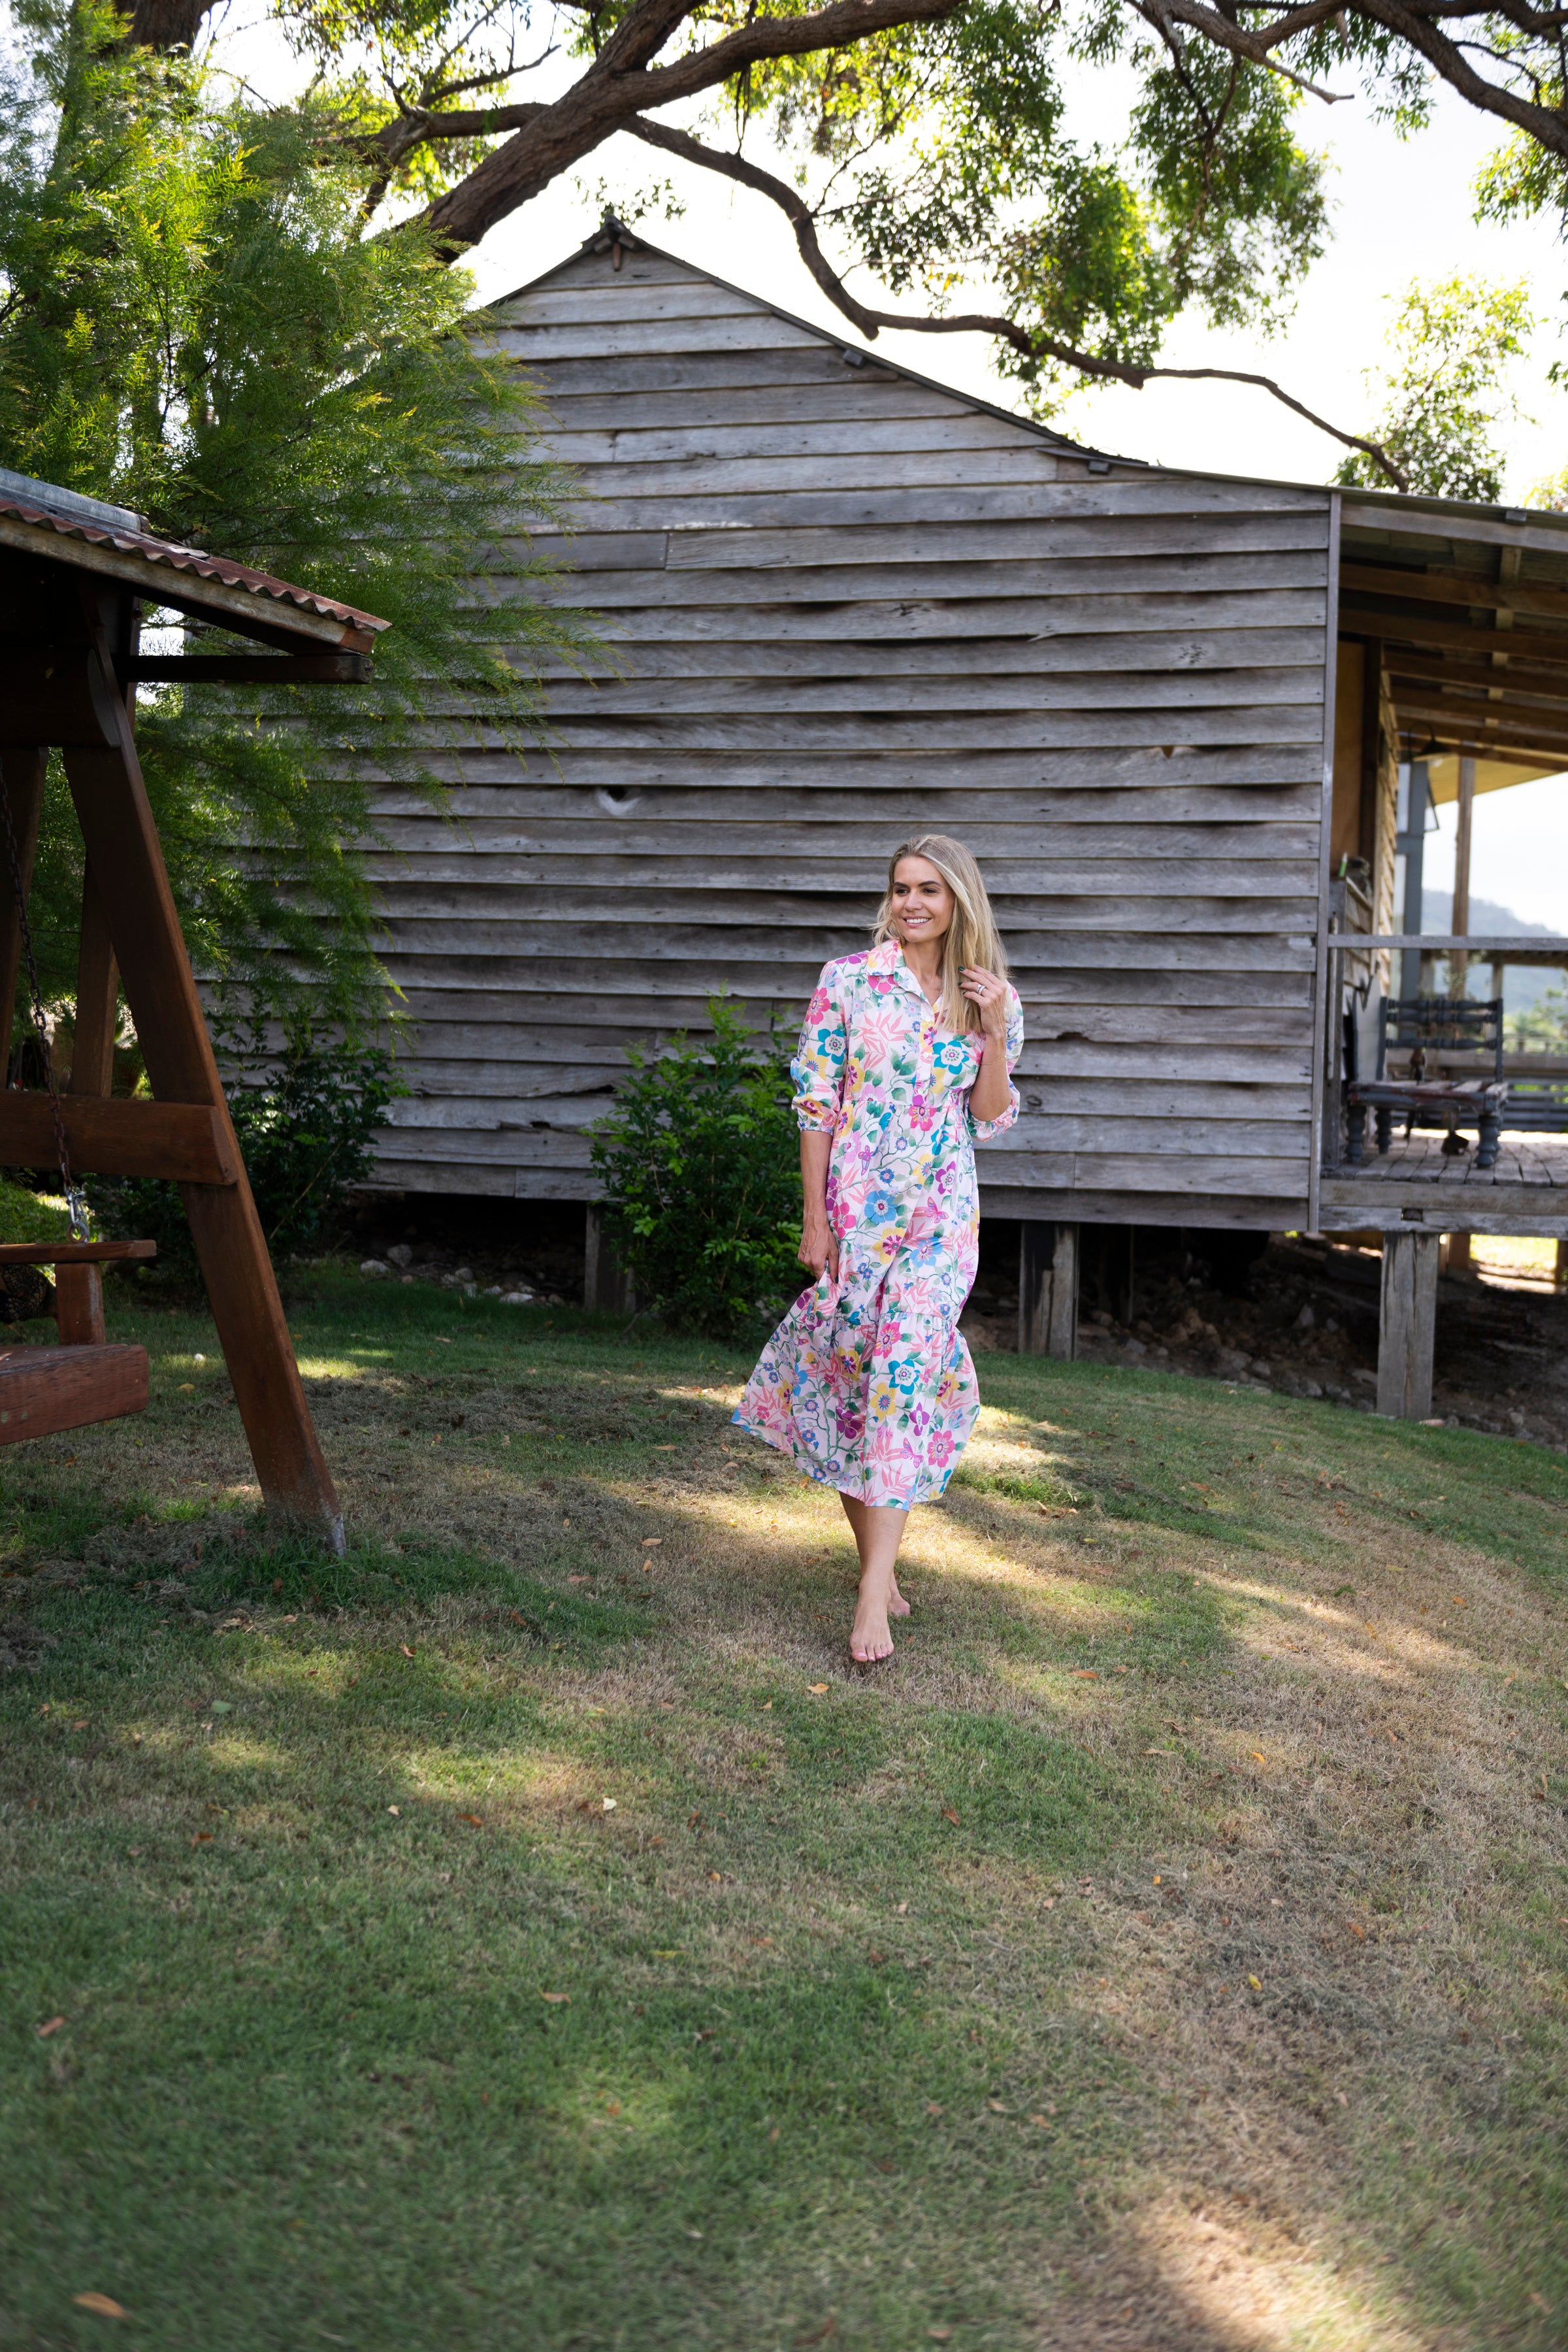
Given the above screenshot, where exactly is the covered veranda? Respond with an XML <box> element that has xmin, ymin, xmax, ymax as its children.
<box><xmin>1321</xmin><ymin>491</ymin><xmax>1568</xmax><ymax>1413</ymax></box>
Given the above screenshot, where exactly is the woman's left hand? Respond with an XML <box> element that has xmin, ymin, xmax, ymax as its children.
<box><xmin>960</xmin><ymin>966</ymin><xmax>1009</xmax><ymax>1036</ymax></box>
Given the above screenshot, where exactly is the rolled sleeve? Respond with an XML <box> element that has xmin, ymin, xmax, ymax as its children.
<box><xmin>792</xmin><ymin>966</ymin><xmax>847</xmax><ymax>1132</ymax></box>
<box><xmin>967</xmin><ymin>985</ymin><xmax>1024</xmax><ymax>1141</ymax></box>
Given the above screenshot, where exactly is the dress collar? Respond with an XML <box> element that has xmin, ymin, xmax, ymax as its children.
<box><xmin>871</xmin><ymin>936</ymin><xmax>930</xmax><ymax>1002</ymax></box>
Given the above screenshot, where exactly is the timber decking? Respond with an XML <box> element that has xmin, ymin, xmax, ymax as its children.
<box><xmin>1318</xmin><ymin>1130</ymin><xmax>1568</xmax><ymax>1233</ymax></box>
<box><xmin>362</xmin><ymin>239</ymin><xmax>1331</xmax><ymax>1228</ymax></box>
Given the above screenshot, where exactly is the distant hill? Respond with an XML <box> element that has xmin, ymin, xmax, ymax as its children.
<box><xmin>1420</xmin><ymin>892</ymin><xmax>1557</xmax><ymax>939</ymax></box>
<box><xmin>1417</xmin><ymin>892</ymin><xmax>1565</xmax><ymax>1013</ymax></box>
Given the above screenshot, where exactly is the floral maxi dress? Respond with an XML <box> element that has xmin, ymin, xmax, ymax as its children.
<box><xmin>733</xmin><ymin>938</ymin><xmax>1024</xmax><ymax>1509</ymax></box>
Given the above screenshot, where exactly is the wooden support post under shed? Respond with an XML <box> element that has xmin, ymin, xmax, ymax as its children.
<box><xmin>1377</xmin><ymin>1231</ymin><xmax>1441</xmax><ymax>1420</ymax></box>
<box><xmin>1018</xmin><ymin>1222</ymin><xmax>1078</xmax><ymax>1358</ymax></box>
<box><xmin>584</xmin><ymin>1206</ymin><xmax>635</xmax><ymax>1315</ymax></box>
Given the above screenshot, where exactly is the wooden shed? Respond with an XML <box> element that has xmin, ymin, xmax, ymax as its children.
<box><xmin>357</xmin><ymin>221</ymin><xmax>1568</xmax><ymax>1406</ymax></box>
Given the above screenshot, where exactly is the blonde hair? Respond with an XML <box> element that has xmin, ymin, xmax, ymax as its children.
<box><xmin>873</xmin><ymin>834</ymin><xmax>1007</xmax><ymax>1034</ymax></box>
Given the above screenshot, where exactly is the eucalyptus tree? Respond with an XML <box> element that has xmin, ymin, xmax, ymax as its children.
<box><xmin>105</xmin><ymin>0</ymin><xmax>1568</xmax><ymax>485</ymax></box>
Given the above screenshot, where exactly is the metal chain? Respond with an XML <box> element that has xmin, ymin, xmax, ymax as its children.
<box><xmin>0</xmin><ymin>778</ymin><xmax>89</xmax><ymax>1239</ymax></box>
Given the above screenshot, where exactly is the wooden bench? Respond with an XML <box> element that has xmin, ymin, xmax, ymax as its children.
<box><xmin>1347</xmin><ymin>996</ymin><xmax>1509</xmax><ymax>1164</ymax></box>
<box><xmin>0</xmin><ymin>1240</ymin><xmax>154</xmax><ymax>1445</ymax></box>
<box><xmin>1346</xmin><ymin>1077</ymin><xmax>1509</xmax><ymax>1168</ymax></box>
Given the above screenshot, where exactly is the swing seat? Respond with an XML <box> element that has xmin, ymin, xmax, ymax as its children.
<box><xmin>0</xmin><ymin>1341</ymin><xmax>148</xmax><ymax>1443</ymax></box>
<box><xmin>0</xmin><ymin>1240</ymin><xmax>155</xmax><ymax>1442</ymax></box>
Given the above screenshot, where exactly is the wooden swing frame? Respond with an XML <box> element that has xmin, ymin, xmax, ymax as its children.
<box><xmin>0</xmin><ymin>470</ymin><xmax>391</xmax><ymax>1552</ymax></box>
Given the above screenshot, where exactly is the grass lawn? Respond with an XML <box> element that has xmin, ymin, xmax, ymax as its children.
<box><xmin>2</xmin><ymin>1269</ymin><xmax>1566</xmax><ymax>2351</ymax></box>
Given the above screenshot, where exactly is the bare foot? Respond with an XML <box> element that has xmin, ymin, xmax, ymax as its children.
<box><xmin>887</xmin><ymin>1574</ymin><xmax>911</xmax><ymax>1620</ymax></box>
<box><xmin>849</xmin><ymin>1589</ymin><xmax>894</xmax><ymax>1664</ymax></box>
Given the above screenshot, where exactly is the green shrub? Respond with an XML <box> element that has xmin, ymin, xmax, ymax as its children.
<box><xmin>95</xmin><ymin>1032</ymin><xmax>401</xmax><ymax>1272</ymax></box>
<box><xmin>590</xmin><ymin>998</ymin><xmax>804</xmax><ymax>1340</ymax></box>
<box><xmin>0</xmin><ymin>1177</ymin><xmax>72</xmax><ymax>1245</ymax></box>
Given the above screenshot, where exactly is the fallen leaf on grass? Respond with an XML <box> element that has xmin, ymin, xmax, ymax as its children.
<box><xmin>988</xmin><ymin>2099</ymin><xmax>1007</xmax><ymax>2114</ymax></box>
<box><xmin>1250</xmin><ymin>1752</ymin><xmax>1267</xmax><ymax>1763</ymax></box>
<box><xmin>641</xmin><ymin>1537</ymin><xmax>663</xmax><ymax>1548</ymax></box>
<box><xmin>926</xmin><ymin>2102</ymin><xmax>944</xmax><ymax>2116</ymax></box>
<box><xmin>540</xmin><ymin>1991</ymin><xmax>570</xmax><ymax>2004</ymax></box>
<box><xmin>191</xmin><ymin>1832</ymin><xmax>212</xmax><ymax>1846</ymax></box>
<box><xmin>72</xmin><ymin>2295</ymin><xmax>128</xmax><ymax>2319</ymax></box>
<box><xmin>794</xmin><ymin>2317</ymin><xmax>836</xmax><ymax>2345</ymax></box>
<box><xmin>602</xmin><ymin>1798</ymin><xmax>618</xmax><ymax>1812</ymax></box>
<box><xmin>1347</xmin><ymin>1923</ymin><xmax>1367</xmax><ymax>1942</ymax></box>
<box><xmin>808</xmin><ymin>1682</ymin><xmax>830</xmax><ymax>1694</ymax></box>
<box><xmin>1030</xmin><ymin>2113</ymin><xmax>1052</xmax><ymax>2127</ymax></box>
<box><xmin>941</xmin><ymin>1808</ymin><xmax>960</xmax><ymax>1827</ymax></box>
<box><xmin>456</xmin><ymin>1813</ymin><xmax>483</xmax><ymax>1829</ymax></box>
<box><xmin>868</xmin><ymin>1950</ymin><xmax>887</xmax><ymax>1967</ymax></box>
<box><xmin>1248</xmin><ymin>1974</ymin><xmax>1262</xmax><ymax>1990</ymax></box>
<box><xmin>36</xmin><ymin>2016</ymin><xmax>65</xmax><ymax>2038</ymax></box>
<box><xmin>1529</xmin><ymin>2292</ymin><xmax>1552</xmax><ymax>2315</ymax></box>
<box><xmin>567</xmin><ymin>1575</ymin><xmax>593</xmax><ymax>1587</ymax></box>
<box><xmin>1071</xmin><ymin>1670</ymin><xmax>1100</xmax><ymax>1680</ymax></box>
<box><xmin>930</xmin><ymin>2332</ymin><xmax>953</xmax><ymax>2344</ymax></box>
<box><xmin>1144</xmin><ymin>1747</ymin><xmax>1174</xmax><ymax>1756</ymax></box>
<box><xmin>399</xmin><ymin>1644</ymin><xmax>416</xmax><ymax>1660</ymax></box>
<box><xmin>708</xmin><ymin>1870</ymin><xmax>723</xmax><ymax>1882</ymax></box>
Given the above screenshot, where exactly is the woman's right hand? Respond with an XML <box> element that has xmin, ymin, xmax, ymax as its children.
<box><xmin>798</xmin><ymin>1217</ymin><xmax>840</xmax><ymax>1283</ymax></box>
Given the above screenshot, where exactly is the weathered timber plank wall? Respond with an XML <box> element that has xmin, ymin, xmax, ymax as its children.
<box><xmin>364</xmin><ymin>240</ymin><xmax>1331</xmax><ymax>1230</ymax></box>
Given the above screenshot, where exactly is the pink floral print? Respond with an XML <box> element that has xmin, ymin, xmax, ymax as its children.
<box><xmin>734</xmin><ymin>938</ymin><xmax>1024</xmax><ymax>1507</ymax></box>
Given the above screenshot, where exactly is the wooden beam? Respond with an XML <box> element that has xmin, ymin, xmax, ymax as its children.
<box><xmin>1452</xmin><ymin>756</ymin><xmax>1476</xmax><ymax>990</ymax></box>
<box><xmin>1377</xmin><ymin>1230</ymin><xmax>1440</xmax><ymax>1420</ymax></box>
<box><xmin>0</xmin><ymin>1094</ymin><xmax>238</xmax><ymax>1183</ymax></box>
<box><xmin>1387</xmin><ymin>647</ymin><xmax>1568</xmax><ymax>700</ymax></box>
<box><xmin>1342</xmin><ymin>561</ymin><xmax>1568</xmax><ymax>623</ymax></box>
<box><xmin>1019</xmin><ymin>1220</ymin><xmax>1078</xmax><ymax>1357</ymax></box>
<box><xmin>0</xmin><ymin>514</ymin><xmax>378</xmax><ymax>654</ymax></box>
<box><xmin>0</xmin><ymin>747</ymin><xmax>44</xmax><ymax>1060</ymax></box>
<box><xmin>0</xmin><ymin>651</ymin><xmax>125</xmax><ymax>746</ymax></box>
<box><xmin>61</xmin><ymin>603</ymin><xmax>344</xmax><ymax>1550</ymax></box>
<box><xmin>121</xmin><ymin>653</ymin><xmax>374</xmax><ymax>685</ymax></box>
<box><xmin>1387</xmin><ymin>694</ymin><xmax>1568</xmax><ymax>758</ymax></box>
<box><xmin>1341</xmin><ymin>604</ymin><xmax>1568</xmax><ymax>668</ymax></box>
<box><xmin>1358</xmin><ymin>636</ymin><xmax>1381</xmax><ymax>871</ymax></box>
<box><xmin>0</xmin><ymin>1239</ymin><xmax>155</xmax><ymax>1265</ymax></box>
<box><xmin>0</xmin><ymin>1342</ymin><xmax>148</xmax><ymax>1445</ymax></box>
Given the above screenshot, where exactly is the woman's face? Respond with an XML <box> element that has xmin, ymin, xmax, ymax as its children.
<box><xmin>889</xmin><ymin>857</ymin><xmax>956</xmax><ymax>947</ymax></box>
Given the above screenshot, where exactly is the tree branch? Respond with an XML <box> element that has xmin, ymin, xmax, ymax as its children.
<box><xmin>1353</xmin><ymin>0</ymin><xmax>1568</xmax><ymax>148</ymax></box>
<box><xmin>1128</xmin><ymin>0</ymin><xmax>1351</xmax><ymax>99</ymax></box>
<box><xmin>627</xmin><ymin>116</ymin><xmax>1409</xmax><ymax>487</ymax></box>
<box><xmin>418</xmin><ymin>0</ymin><xmax>962</xmax><ymax>254</ymax></box>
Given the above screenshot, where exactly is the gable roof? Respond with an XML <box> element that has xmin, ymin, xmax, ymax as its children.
<box><xmin>496</xmin><ymin>221</ymin><xmax>1568</xmax><ymax>560</ymax></box>
<box><xmin>494</xmin><ymin>219</ymin><xmax>1118</xmax><ymax>468</ymax></box>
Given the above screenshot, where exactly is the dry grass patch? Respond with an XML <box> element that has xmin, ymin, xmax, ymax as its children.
<box><xmin>0</xmin><ymin>1271</ymin><xmax>1563</xmax><ymax>2351</ymax></box>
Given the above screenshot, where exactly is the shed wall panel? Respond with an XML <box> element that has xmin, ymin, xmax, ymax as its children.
<box><xmin>363</xmin><ymin>244</ymin><xmax>1332</xmax><ymax>1228</ymax></box>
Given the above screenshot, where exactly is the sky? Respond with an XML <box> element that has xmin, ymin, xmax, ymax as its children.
<box><xmin>213</xmin><ymin>8</ymin><xmax>1568</xmax><ymax>934</ymax></box>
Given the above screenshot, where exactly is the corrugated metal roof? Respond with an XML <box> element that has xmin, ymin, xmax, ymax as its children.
<box><xmin>0</xmin><ymin>465</ymin><xmax>389</xmax><ymax>634</ymax></box>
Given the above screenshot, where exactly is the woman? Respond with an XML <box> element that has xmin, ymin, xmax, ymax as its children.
<box><xmin>734</xmin><ymin>835</ymin><xmax>1023</xmax><ymax>1665</ymax></box>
